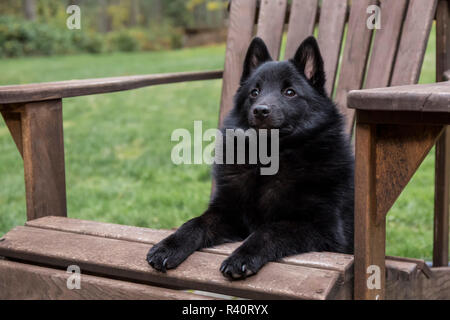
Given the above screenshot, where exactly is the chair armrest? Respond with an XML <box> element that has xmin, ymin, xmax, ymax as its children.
<box><xmin>348</xmin><ymin>81</ymin><xmax>450</xmax><ymax>113</ymax></box>
<box><xmin>0</xmin><ymin>70</ymin><xmax>223</xmax><ymax>105</ymax></box>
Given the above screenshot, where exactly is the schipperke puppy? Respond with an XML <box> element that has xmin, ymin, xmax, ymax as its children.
<box><xmin>147</xmin><ymin>36</ymin><xmax>354</xmax><ymax>280</ymax></box>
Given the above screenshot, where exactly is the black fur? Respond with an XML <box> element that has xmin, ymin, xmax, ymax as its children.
<box><xmin>147</xmin><ymin>36</ymin><xmax>354</xmax><ymax>280</ymax></box>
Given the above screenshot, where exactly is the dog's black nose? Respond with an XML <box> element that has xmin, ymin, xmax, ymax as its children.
<box><xmin>253</xmin><ymin>105</ymin><xmax>271</xmax><ymax>119</ymax></box>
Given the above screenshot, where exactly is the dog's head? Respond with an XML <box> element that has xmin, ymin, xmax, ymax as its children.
<box><xmin>230</xmin><ymin>36</ymin><xmax>334</xmax><ymax>136</ymax></box>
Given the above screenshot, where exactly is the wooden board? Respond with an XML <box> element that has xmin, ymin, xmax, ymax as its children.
<box><xmin>364</xmin><ymin>0</ymin><xmax>408</xmax><ymax>89</ymax></box>
<box><xmin>434</xmin><ymin>127</ymin><xmax>450</xmax><ymax>267</ymax></box>
<box><xmin>0</xmin><ymin>70</ymin><xmax>223</xmax><ymax>105</ymax></box>
<box><xmin>219</xmin><ymin>0</ymin><xmax>257</xmax><ymax>124</ymax></box>
<box><xmin>0</xmin><ymin>217</ymin><xmax>433</xmax><ymax>299</ymax></box>
<box><xmin>334</xmin><ymin>0</ymin><xmax>376</xmax><ymax>134</ymax></box>
<box><xmin>256</xmin><ymin>0</ymin><xmax>288</xmax><ymax>60</ymax></box>
<box><xmin>21</xmin><ymin>100</ymin><xmax>67</xmax><ymax>221</ymax></box>
<box><xmin>0</xmin><ymin>110</ymin><xmax>23</xmax><ymax>157</ymax></box>
<box><xmin>25</xmin><ymin>216</ymin><xmax>423</xmax><ymax>284</ymax></box>
<box><xmin>0</xmin><ymin>259</ymin><xmax>213</xmax><ymax>300</ymax></box>
<box><xmin>348</xmin><ymin>81</ymin><xmax>450</xmax><ymax>113</ymax></box>
<box><xmin>376</xmin><ymin>124</ymin><xmax>443</xmax><ymax>223</ymax></box>
<box><xmin>317</xmin><ymin>0</ymin><xmax>348</xmax><ymax>96</ymax></box>
<box><xmin>390</xmin><ymin>0</ymin><xmax>438</xmax><ymax>86</ymax></box>
<box><xmin>434</xmin><ymin>0</ymin><xmax>450</xmax><ymax>268</ymax></box>
<box><xmin>284</xmin><ymin>0</ymin><xmax>318</xmax><ymax>59</ymax></box>
<box><xmin>0</xmin><ymin>226</ymin><xmax>345</xmax><ymax>300</ymax></box>
<box><xmin>26</xmin><ymin>216</ymin><xmax>354</xmax><ymax>281</ymax></box>
<box><xmin>354</xmin><ymin>122</ymin><xmax>385</xmax><ymax>300</ymax></box>
<box><xmin>418</xmin><ymin>267</ymin><xmax>450</xmax><ymax>299</ymax></box>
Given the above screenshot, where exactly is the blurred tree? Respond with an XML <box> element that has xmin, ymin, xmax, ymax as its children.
<box><xmin>98</xmin><ymin>0</ymin><xmax>110</xmax><ymax>32</ymax></box>
<box><xmin>129</xmin><ymin>0</ymin><xmax>139</xmax><ymax>26</ymax></box>
<box><xmin>23</xmin><ymin>0</ymin><xmax>37</xmax><ymax>20</ymax></box>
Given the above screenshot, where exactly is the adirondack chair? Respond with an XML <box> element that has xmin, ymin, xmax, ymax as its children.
<box><xmin>0</xmin><ymin>0</ymin><xmax>449</xmax><ymax>300</ymax></box>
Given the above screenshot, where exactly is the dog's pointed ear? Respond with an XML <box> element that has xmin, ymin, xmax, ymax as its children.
<box><xmin>241</xmin><ymin>37</ymin><xmax>272</xmax><ymax>84</ymax></box>
<box><xmin>290</xmin><ymin>36</ymin><xmax>326</xmax><ymax>93</ymax></box>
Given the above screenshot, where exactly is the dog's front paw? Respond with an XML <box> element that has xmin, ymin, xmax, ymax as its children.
<box><xmin>220</xmin><ymin>254</ymin><xmax>263</xmax><ymax>280</ymax></box>
<box><xmin>146</xmin><ymin>241</ymin><xmax>186</xmax><ymax>273</ymax></box>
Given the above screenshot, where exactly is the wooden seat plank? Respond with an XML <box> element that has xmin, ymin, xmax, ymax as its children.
<box><xmin>284</xmin><ymin>0</ymin><xmax>318</xmax><ymax>59</ymax></box>
<box><xmin>0</xmin><ymin>259</ymin><xmax>213</xmax><ymax>300</ymax></box>
<box><xmin>317</xmin><ymin>0</ymin><xmax>348</xmax><ymax>96</ymax></box>
<box><xmin>25</xmin><ymin>216</ymin><xmax>423</xmax><ymax>283</ymax></box>
<box><xmin>26</xmin><ymin>216</ymin><xmax>354</xmax><ymax>280</ymax></box>
<box><xmin>0</xmin><ymin>226</ymin><xmax>344</xmax><ymax>300</ymax></box>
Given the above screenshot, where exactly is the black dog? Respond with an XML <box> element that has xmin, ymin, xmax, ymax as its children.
<box><xmin>147</xmin><ymin>36</ymin><xmax>354</xmax><ymax>280</ymax></box>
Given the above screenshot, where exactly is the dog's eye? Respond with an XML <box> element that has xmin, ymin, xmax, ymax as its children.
<box><xmin>250</xmin><ymin>88</ymin><xmax>260</xmax><ymax>98</ymax></box>
<box><xmin>283</xmin><ymin>88</ymin><xmax>297</xmax><ymax>97</ymax></box>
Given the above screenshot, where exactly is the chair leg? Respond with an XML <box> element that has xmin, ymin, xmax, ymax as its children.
<box><xmin>354</xmin><ymin>122</ymin><xmax>386</xmax><ymax>300</ymax></box>
<box><xmin>434</xmin><ymin>0</ymin><xmax>450</xmax><ymax>267</ymax></box>
<box><xmin>434</xmin><ymin>127</ymin><xmax>450</xmax><ymax>267</ymax></box>
<box><xmin>21</xmin><ymin>100</ymin><xmax>67</xmax><ymax>221</ymax></box>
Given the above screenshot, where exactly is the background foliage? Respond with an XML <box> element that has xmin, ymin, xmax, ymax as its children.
<box><xmin>0</xmin><ymin>0</ymin><xmax>228</xmax><ymax>57</ymax></box>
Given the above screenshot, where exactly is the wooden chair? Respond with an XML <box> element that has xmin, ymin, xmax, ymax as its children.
<box><xmin>0</xmin><ymin>0</ymin><xmax>449</xmax><ymax>300</ymax></box>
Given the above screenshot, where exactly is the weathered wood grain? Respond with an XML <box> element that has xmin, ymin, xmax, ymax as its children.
<box><xmin>348</xmin><ymin>82</ymin><xmax>450</xmax><ymax>112</ymax></box>
<box><xmin>434</xmin><ymin>0</ymin><xmax>450</xmax><ymax>268</ymax></box>
<box><xmin>334</xmin><ymin>0</ymin><xmax>376</xmax><ymax>135</ymax></box>
<box><xmin>1</xmin><ymin>110</ymin><xmax>23</xmax><ymax>157</ymax></box>
<box><xmin>391</xmin><ymin>0</ymin><xmax>438</xmax><ymax>86</ymax></box>
<box><xmin>256</xmin><ymin>0</ymin><xmax>287</xmax><ymax>61</ymax></box>
<box><xmin>376</xmin><ymin>125</ymin><xmax>443</xmax><ymax>223</ymax></box>
<box><xmin>0</xmin><ymin>259</ymin><xmax>213</xmax><ymax>300</ymax></box>
<box><xmin>0</xmin><ymin>226</ymin><xmax>344</xmax><ymax>300</ymax></box>
<box><xmin>434</xmin><ymin>127</ymin><xmax>450</xmax><ymax>267</ymax></box>
<box><xmin>26</xmin><ymin>216</ymin><xmax>423</xmax><ymax>285</ymax></box>
<box><xmin>356</xmin><ymin>110</ymin><xmax>450</xmax><ymax>125</ymax></box>
<box><xmin>26</xmin><ymin>216</ymin><xmax>354</xmax><ymax>281</ymax></box>
<box><xmin>354</xmin><ymin>122</ymin><xmax>385</xmax><ymax>300</ymax></box>
<box><xmin>0</xmin><ymin>70</ymin><xmax>223</xmax><ymax>105</ymax></box>
<box><xmin>219</xmin><ymin>0</ymin><xmax>257</xmax><ymax>125</ymax></box>
<box><xmin>284</xmin><ymin>0</ymin><xmax>318</xmax><ymax>59</ymax></box>
<box><xmin>317</xmin><ymin>0</ymin><xmax>348</xmax><ymax>96</ymax></box>
<box><xmin>21</xmin><ymin>100</ymin><xmax>67</xmax><ymax>220</ymax></box>
<box><xmin>417</xmin><ymin>267</ymin><xmax>450</xmax><ymax>299</ymax></box>
<box><xmin>365</xmin><ymin>0</ymin><xmax>408</xmax><ymax>89</ymax></box>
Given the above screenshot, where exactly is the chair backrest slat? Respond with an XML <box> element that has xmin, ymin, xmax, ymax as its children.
<box><xmin>284</xmin><ymin>0</ymin><xmax>318</xmax><ymax>59</ymax></box>
<box><xmin>364</xmin><ymin>0</ymin><xmax>408</xmax><ymax>89</ymax></box>
<box><xmin>219</xmin><ymin>0</ymin><xmax>257</xmax><ymax>125</ymax></box>
<box><xmin>334</xmin><ymin>0</ymin><xmax>377</xmax><ymax>134</ymax></box>
<box><xmin>256</xmin><ymin>0</ymin><xmax>288</xmax><ymax>60</ymax></box>
<box><xmin>219</xmin><ymin>0</ymin><xmax>438</xmax><ymax>132</ymax></box>
<box><xmin>317</xmin><ymin>0</ymin><xmax>348</xmax><ymax>96</ymax></box>
<box><xmin>391</xmin><ymin>0</ymin><xmax>438</xmax><ymax>86</ymax></box>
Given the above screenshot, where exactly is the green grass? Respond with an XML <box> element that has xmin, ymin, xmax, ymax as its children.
<box><xmin>0</xmin><ymin>25</ymin><xmax>446</xmax><ymax>261</ymax></box>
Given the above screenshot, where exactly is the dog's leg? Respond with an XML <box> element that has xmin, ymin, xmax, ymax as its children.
<box><xmin>220</xmin><ymin>220</ymin><xmax>333</xmax><ymax>280</ymax></box>
<box><xmin>147</xmin><ymin>210</ymin><xmax>242</xmax><ymax>272</ymax></box>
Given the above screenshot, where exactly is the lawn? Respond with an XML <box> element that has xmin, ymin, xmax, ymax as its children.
<box><xmin>0</xmin><ymin>26</ymin><xmax>445</xmax><ymax>261</ymax></box>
